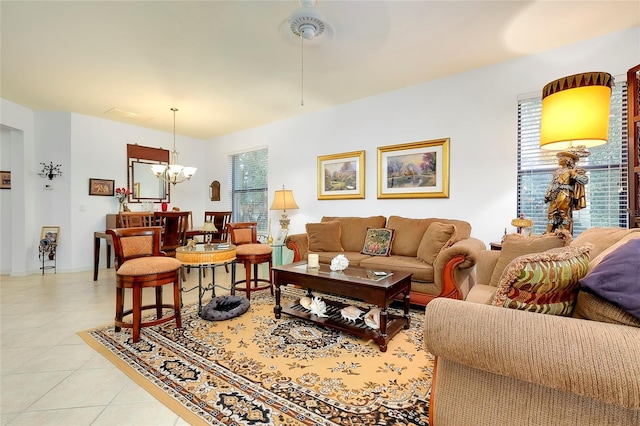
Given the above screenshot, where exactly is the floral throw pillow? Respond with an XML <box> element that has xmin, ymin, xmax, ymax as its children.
<box><xmin>361</xmin><ymin>227</ymin><xmax>395</xmax><ymax>257</ymax></box>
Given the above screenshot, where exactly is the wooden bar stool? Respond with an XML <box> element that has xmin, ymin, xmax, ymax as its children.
<box><xmin>226</xmin><ymin>222</ymin><xmax>273</xmax><ymax>300</ymax></box>
<box><xmin>107</xmin><ymin>226</ymin><xmax>183</xmax><ymax>343</ymax></box>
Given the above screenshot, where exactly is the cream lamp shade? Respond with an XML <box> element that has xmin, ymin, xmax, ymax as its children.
<box><xmin>540</xmin><ymin>72</ymin><xmax>613</xmax><ymax>151</ymax></box>
<box><xmin>270</xmin><ymin>187</ymin><xmax>299</xmax><ymax>230</ymax></box>
<box><xmin>201</xmin><ymin>220</ymin><xmax>218</xmax><ymax>233</ymax></box>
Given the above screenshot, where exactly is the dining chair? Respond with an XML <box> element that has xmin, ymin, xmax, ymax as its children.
<box><xmin>154</xmin><ymin>211</ymin><xmax>190</xmax><ymax>257</ymax></box>
<box><xmin>107</xmin><ymin>226</ymin><xmax>182</xmax><ymax>343</ymax></box>
<box><xmin>204</xmin><ymin>211</ymin><xmax>232</xmax><ymax>243</ymax></box>
<box><xmin>226</xmin><ymin>222</ymin><xmax>273</xmax><ymax>300</ymax></box>
<box><xmin>119</xmin><ymin>212</ymin><xmax>156</xmax><ymax>228</ymax></box>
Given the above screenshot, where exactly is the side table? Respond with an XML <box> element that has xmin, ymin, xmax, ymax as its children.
<box><xmin>176</xmin><ymin>244</ymin><xmax>237</xmax><ymax>315</ymax></box>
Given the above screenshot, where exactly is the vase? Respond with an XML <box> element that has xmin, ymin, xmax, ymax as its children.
<box><xmin>118</xmin><ymin>201</ymin><xmax>125</xmax><ymax>213</ymax></box>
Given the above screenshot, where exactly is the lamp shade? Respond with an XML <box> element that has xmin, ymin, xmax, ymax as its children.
<box><xmin>540</xmin><ymin>72</ymin><xmax>613</xmax><ymax>150</ymax></box>
<box><xmin>201</xmin><ymin>220</ymin><xmax>218</xmax><ymax>233</ymax></box>
<box><xmin>270</xmin><ymin>189</ymin><xmax>299</xmax><ymax>211</ymax></box>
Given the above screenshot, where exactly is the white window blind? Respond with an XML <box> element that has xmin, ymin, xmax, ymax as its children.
<box><xmin>517</xmin><ymin>80</ymin><xmax>628</xmax><ymax>236</ymax></box>
<box><xmin>228</xmin><ymin>148</ymin><xmax>269</xmax><ymax>232</ymax></box>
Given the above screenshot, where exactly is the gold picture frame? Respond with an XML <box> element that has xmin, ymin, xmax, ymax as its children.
<box><xmin>377</xmin><ymin>138</ymin><xmax>450</xmax><ymax>199</ymax></box>
<box><xmin>41</xmin><ymin>226</ymin><xmax>60</xmax><ymax>244</ymax></box>
<box><xmin>317</xmin><ymin>150</ymin><xmax>365</xmax><ymax>200</ymax></box>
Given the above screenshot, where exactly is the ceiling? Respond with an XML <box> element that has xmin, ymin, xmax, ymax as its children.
<box><xmin>2</xmin><ymin>1</ymin><xmax>638</xmax><ymax>140</ymax></box>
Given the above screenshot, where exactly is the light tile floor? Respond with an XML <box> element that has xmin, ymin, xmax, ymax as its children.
<box><xmin>1</xmin><ymin>264</ymin><xmax>249</xmax><ymax>425</ymax></box>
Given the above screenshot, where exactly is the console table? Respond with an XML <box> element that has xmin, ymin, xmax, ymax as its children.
<box><xmin>93</xmin><ymin>214</ymin><xmax>120</xmax><ymax>281</ymax></box>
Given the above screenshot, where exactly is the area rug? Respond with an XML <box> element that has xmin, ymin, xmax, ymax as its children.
<box><xmin>79</xmin><ymin>288</ymin><xmax>432</xmax><ymax>425</ymax></box>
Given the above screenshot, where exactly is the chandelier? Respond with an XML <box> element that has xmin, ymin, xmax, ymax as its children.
<box><xmin>151</xmin><ymin>108</ymin><xmax>197</xmax><ymax>185</ymax></box>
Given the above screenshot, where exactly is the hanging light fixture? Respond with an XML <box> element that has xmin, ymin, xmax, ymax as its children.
<box><xmin>151</xmin><ymin>108</ymin><xmax>197</xmax><ymax>185</ymax></box>
<box><xmin>289</xmin><ymin>0</ymin><xmax>327</xmax><ymax>106</ymax></box>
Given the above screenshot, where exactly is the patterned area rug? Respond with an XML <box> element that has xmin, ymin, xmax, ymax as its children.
<box><xmin>79</xmin><ymin>288</ymin><xmax>432</xmax><ymax>425</ymax></box>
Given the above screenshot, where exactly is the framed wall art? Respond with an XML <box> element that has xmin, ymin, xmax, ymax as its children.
<box><xmin>317</xmin><ymin>150</ymin><xmax>365</xmax><ymax>200</ymax></box>
<box><xmin>377</xmin><ymin>138</ymin><xmax>450</xmax><ymax>199</ymax></box>
<box><xmin>0</xmin><ymin>171</ymin><xmax>11</xmax><ymax>189</ymax></box>
<box><xmin>89</xmin><ymin>178</ymin><xmax>115</xmax><ymax>196</ymax></box>
<box><xmin>41</xmin><ymin>226</ymin><xmax>60</xmax><ymax>244</ymax></box>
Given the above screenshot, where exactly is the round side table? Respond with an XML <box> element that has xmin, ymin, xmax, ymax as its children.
<box><xmin>176</xmin><ymin>244</ymin><xmax>236</xmax><ymax>315</ymax></box>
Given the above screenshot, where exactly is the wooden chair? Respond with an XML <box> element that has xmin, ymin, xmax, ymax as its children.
<box><xmin>204</xmin><ymin>211</ymin><xmax>232</xmax><ymax>243</ymax></box>
<box><xmin>154</xmin><ymin>211</ymin><xmax>190</xmax><ymax>258</ymax></box>
<box><xmin>106</xmin><ymin>226</ymin><xmax>182</xmax><ymax>343</ymax></box>
<box><xmin>226</xmin><ymin>222</ymin><xmax>273</xmax><ymax>300</ymax></box>
<box><xmin>118</xmin><ymin>212</ymin><xmax>156</xmax><ymax>228</ymax></box>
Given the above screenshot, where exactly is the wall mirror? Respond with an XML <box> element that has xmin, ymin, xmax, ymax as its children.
<box><xmin>127</xmin><ymin>144</ymin><xmax>170</xmax><ymax>203</ymax></box>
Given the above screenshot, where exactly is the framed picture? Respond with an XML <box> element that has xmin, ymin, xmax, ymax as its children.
<box><xmin>41</xmin><ymin>226</ymin><xmax>60</xmax><ymax>244</ymax></box>
<box><xmin>317</xmin><ymin>150</ymin><xmax>365</xmax><ymax>200</ymax></box>
<box><xmin>377</xmin><ymin>138</ymin><xmax>450</xmax><ymax>199</ymax></box>
<box><xmin>89</xmin><ymin>178</ymin><xmax>115</xmax><ymax>196</ymax></box>
<box><xmin>0</xmin><ymin>171</ymin><xmax>10</xmax><ymax>189</ymax></box>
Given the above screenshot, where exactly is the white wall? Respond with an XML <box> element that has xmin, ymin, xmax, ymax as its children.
<box><xmin>209</xmin><ymin>26</ymin><xmax>640</xmax><ymax>246</ymax></box>
<box><xmin>1</xmin><ymin>26</ymin><xmax>638</xmax><ymax>275</ymax></box>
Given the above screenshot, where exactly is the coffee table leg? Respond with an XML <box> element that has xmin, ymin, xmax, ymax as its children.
<box><xmin>379</xmin><ymin>308</ymin><xmax>388</xmax><ymax>352</ymax></box>
<box><xmin>274</xmin><ymin>282</ymin><xmax>282</xmax><ymax>319</ymax></box>
<box><xmin>403</xmin><ymin>288</ymin><xmax>411</xmax><ymax>329</ymax></box>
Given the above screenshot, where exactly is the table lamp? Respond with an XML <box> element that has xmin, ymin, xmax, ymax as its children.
<box><xmin>511</xmin><ymin>214</ymin><xmax>533</xmax><ymax>235</ymax></box>
<box><xmin>269</xmin><ymin>185</ymin><xmax>299</xmax><ymax>230</ymax></box>
<box><xmin>201</xmin><ymin>220</ymin><xmax>218</xmax><ymax>250</ymax></box>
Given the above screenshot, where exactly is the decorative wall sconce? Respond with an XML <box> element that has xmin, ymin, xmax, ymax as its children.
<box><xmin>39</xmin><ymin>162</ymin><xmax>62</xmax><ymax>180</ymax></box>
<box><xmin>210</xmin><ymin>180</ymin><xmax>221</xmax><ymax>201</ymax></box>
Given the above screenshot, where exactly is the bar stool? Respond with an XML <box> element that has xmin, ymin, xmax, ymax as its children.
<box><xmin>107</xmin><ymin>226</ymin><xmax>183</xmax><ymax>343</ymax></box>
<box><xmin>226</xmin><ymin>222</ymin><xmax>273</xmax><ymax>300</ymax></box>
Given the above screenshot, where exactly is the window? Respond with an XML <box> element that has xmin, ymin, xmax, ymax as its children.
<box><xmin>517</xmin><ymin>79</ymin><xmax>628</xmax><ymax>236</ymax></box>
<box><xmin>229</xmin><ymin>147</ymin><xmax>269</xmax><ymax>232</ymax></box>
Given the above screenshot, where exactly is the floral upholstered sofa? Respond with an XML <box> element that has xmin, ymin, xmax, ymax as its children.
<box><xmin>285</xmin><ymin>215</ymin><xmax>486</xmax><ymax>306</ymax></box>
<box><xmin>423</xmin><ymin>227</ymin><xmax>640</xmax><ymax>425</ymax></box>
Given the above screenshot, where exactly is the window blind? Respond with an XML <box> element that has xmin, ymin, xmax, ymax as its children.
<box><xmin>517</xmin><ymin>79</ymin><xmax>628</xmax><ymax>236</ymax></box>
<box><xmin>228</xmin><ymin>148</ymin><xmax>269</xmax><ymax>232</ymax></box>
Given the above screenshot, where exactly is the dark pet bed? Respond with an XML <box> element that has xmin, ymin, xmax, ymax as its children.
<box><xmin>200</xmin><ymin>295</ymin><xmax>250</xmax><ymax>321</ymax></box>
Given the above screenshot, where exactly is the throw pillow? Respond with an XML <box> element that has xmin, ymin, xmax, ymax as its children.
<box><xmin>361</xmin><ymin>227</ymin><xmax>395</xmax><ymax>256</ymax></box>
<box><xmin>489</xmin><ymin>231</ymin><xmax>571</xmax><ymax>287</ymax></box>
<box><xmin>492</xmin><ymin>245</ymin><xmax>591</xmax><ymax>316</ymax></box>
<box><xmin>306</xmin><ymin>221</ymin><xmax>343</xmax><ymax>252</ymax></box>
<box><xmin>416</xmin><ymin>222</ymin><xmax>457</xmax><ymax>265</ymax></box>
<box><xmin>579</xmin><ymin>239</ymin><xmax>640</xmax><ymax>320</ymax></box>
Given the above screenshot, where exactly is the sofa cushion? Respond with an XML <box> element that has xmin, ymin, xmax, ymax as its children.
<box><xmin>579</xmin><ymin>239</ymin><xmax>640</xmax><ymax>320</ymax></box>
<box><xmin>573</xmin><ymin>290</ymin><xmax>640</xmax><ymax>327</ymax></box>
<box><xmin>416</xmin><ymin>222</ymin><xmax>457</xmax><ymax>265</ymax></box>
<box><xmin>492</xmin><ymin>245</ymin><xmax>591</xmax><ymax>316</ymax></box>
<box><xmin>321</xmin><ymin>216</ymin><xmax>386</xmax><ymax>252</ymax></box>
<box><xmin>386</xmin><ymin>216</ymin><xmax>432</xmax><ymax>256</ymax></box>
<box><xmin>306</xmin><ymin>221</ymin><xmax>343</xmax><ymax>252</ymax></box>
<box><xmin>361</xmin><ymin>227</ymin><xmax>395</xmax><ymax>256</ymax></box>
<box><xmin>489</xmin><ymin>232</ymin><xmax>571</xmax><ymax>287</ymax></box>
<box><xmin>570</xmin><ymin>227</ymin><xmax>640</xmax><ymax>259</ymax></box>
<box><xmin>314</xmin><ymin>251</ymin><xmax>371</xmax><ymax>267</ymax></box>
<box><xmin>360</xmin><ymin>255</ymin><xmax>434</xmax><ymax>283</ymax></box>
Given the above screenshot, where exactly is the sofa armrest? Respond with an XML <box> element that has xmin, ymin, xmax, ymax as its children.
<box><xmin>432</xmin><ymin>237</ymin><xmax>485</xmax><ymax>299</ymax></box>
<box><xmin>285</xmin><ymin>233</ymin><xmax>308</xmax><ymax>262</ymax></box>
<box><xmin>424</xmin><ymin>298</ymin><xmax>640</xmax><ymax>409</ymax></box>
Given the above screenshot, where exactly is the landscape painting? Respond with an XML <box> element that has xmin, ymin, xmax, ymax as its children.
<box><xmin>377</xmin><ymin>139</ymin><xmax>450</xmax><ymax>199</ymax></box>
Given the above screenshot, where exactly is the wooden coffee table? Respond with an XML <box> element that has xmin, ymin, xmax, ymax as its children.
<box><xmin>272</xmin><ymin>261</ymin><xmax>412</xmax><ymax>352</ymax></box>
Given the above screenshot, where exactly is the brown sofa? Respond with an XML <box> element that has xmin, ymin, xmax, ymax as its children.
<box><xmin>285</xmin><ymin>215</ymin><xmax>486</xmax><ymax>306</ymax></box>
<box><xmin>424</xmin><ymin>227</ymin><xmax>640</xmax><ymax>425</ymax></box>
